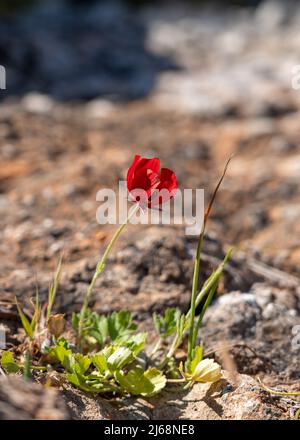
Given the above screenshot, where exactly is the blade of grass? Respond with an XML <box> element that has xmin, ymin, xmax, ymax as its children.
<box><xmin>15</xmin><ymin>297</ymin><xmax>33</xmax><ymax>339</ymax></box>
<box><xmin>23</xmin><ymin>350</ymin><xmax>31</xmax><ymax>380</ymax></box>
<box><xmin>192</xmin><ymin>248</ymin><xmax>232</xmax><ymax>347</ymax></box>
<box><xmin>46</xmin><ymin>255</ymin><xmax>63</xmax><ymax>322</ymax></box>
<box><xmin>30</xmin><ymin>285</ymin><xmax>40</xmax><ymax>333</ymax></box>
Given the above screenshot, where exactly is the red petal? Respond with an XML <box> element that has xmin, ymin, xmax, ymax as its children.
<box><xmin>126</xmin><ymin>155</ymin><xmax>141</xmax><ymax>191</ymax></box>
<box><xmin>130</xmin><ymin>169</ymin><xmax>158</xmax><ymax>196</ymax></box>
<box><xmin>127</xmin><ymin>156</ymin><xmax>160</xmax><ymax>191</ymax></box>
<box><xmin>134</xmin><ymin>157</ymin><xmax>160</xmax><ymax>174</ymax></box>
<box><xmin>150</xmin><ymin>168</ymin><xmax>178</xmax><ymax>206</ymax></box>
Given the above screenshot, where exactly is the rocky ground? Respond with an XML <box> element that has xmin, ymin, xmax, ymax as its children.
<box><xmin>0</xmin><ymin>0</ymin><xmax>300</xmax><ymax>419</ymax></box>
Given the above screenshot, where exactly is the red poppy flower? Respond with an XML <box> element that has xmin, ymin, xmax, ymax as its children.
<box><xmin>126</xmin><ymin>155</ymin><xmax>177</xmax><ymax>209</ymax></box>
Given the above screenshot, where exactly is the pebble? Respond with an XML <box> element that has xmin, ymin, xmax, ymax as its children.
<box><xmin>21</xmin><ymin>93</ymin><xmax>54</xmax><ymax>114</ymax></box>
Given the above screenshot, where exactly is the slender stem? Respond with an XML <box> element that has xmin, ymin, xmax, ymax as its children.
<box><xmin>149</xmin><ymin>337</ymin><xmax>162</xmax><ymax>357</ymax></box>
<box><xmin>258</xmin><ymin>378</ymin><xmax>300</xmax><ymax>397</ymax></box>
<box><xmin>160</xmin><ymin>329</ymin><xmax>182</xmax><ymax>368</ymax></box>
<box><xmin>160</xmin><ymin>263</ymin><xmax>226</xmax><ymax>368</ymax></box>
<box><xmin>185</xmin><ymin>268</ymin><xmax>221</xmax><ymax>322</ymax></box>
<box><xmin>28</xmin><ymin>365</ymin><xmax>47</xmax><ymax>371</ymax></box>
<box><xmin>191</xmin><ymin>249</ymin><xmax>232</xmax><ymax>348</ymax></box>
<box><xmin>167</xmin><ymin>378</ymin><xmax>186</xmax><ymax>383</ymax></box>
<box><xmin>183</xmin><ymin>380</ymin><xmax>194</xmax><ymax>390</ymax></box>
<box><xmin>23</xmin><ymin>350</ymin><xmax>31</xmax><ymax>379</ymax></box>
<box><xmin>187</xmin><ymin>157</ymin><xmax>233</xmax><ymax>362</ymax></box>
<box><xmin>192</xmin><ymin>280</ymin><xmax>219</xmax><ymax>348</ymax></box>
<box><xmin>78</xmin><ymin>204</ymin><xmax>139</xmax><ymax>341</ymax></box>
<box><xmin>166</xmin><ymin>338</ymin><xmax>178</xmax><ymax>359</ymax></box>
<box><xmin>187</xmin><ymin>227</ymin><xmax>204</xmax><ymax>362</ymax></box>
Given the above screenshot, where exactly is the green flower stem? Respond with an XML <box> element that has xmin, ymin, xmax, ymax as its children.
<box><xmin>183</xmin><ymin>380</ymin><xmax>194</xmax><ymax>390</ymax></box>
<box><xmin>159</xmin><ymin>269</ymin><xmax>219</xmax><ymax>368</ymax></box>
<box><xmin>166</xmin><ymin>378</ymin><xmax>186</xmax><ymax>383</ymax></box>
<box><xmin>78</xmin><ymin>204</ymin><xmax>139</xmax><ymax>341</ymax></box>
<box><xmin>187</xmin><ymin>158</ymin><xmax>232</xmax><ymax>362</ymax></box>
<box><xmin>192</xmin><ymin>282</ymin><xmax>219</xmax><ymax>348</ymax></box>
<box><xmin>164</xmin><ymin>334</ymin><xmax>181</xmax><ymax>364</ymax></box>
<box><xmin>186</xmin><ymin>249</ymin><xmax>232</xmax><ymax>320</ymax></box>
<box><xmin>187</xmin><ymin>228</ymin><xmax>204</xmax><ymax>362</ymax></box>
<box><xmin>191</xmin><ymin>250</ymin><xmax>232</xmax><ymax>348</ymax></box>
<box><xmin>160</xmin><ymin>251</ymin><xmax>232</xmax><ymax>368</ymax></box>
<box><xmin>149</xmin><ymin>337</ymin><xmax>163</xmax><ymax>358</ymax></box>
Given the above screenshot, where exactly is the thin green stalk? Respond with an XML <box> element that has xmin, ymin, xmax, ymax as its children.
<box><xmin>149</xmin><ymin>337</ymin><xmax>163</xmax><ymax>357</ymax></box>
<box><xmin>192</xmin><ymin>249</ymin><xmax>232</xmax><ymax>347</ymax></box>
<box><xmin>187</xmin><ymin>157</ymin><xmax>232</xmax><ymax>362</ymax></box>
<box><xmin>46</xmin><ymin>256</ymin><xmax>62</xmax><ymax>322</ymax></box>
<box><xmin>165</xmin><ymin>334</ymin><xmax>181</xmax><ymax>363</ymax></box>
<box><xmin>160</xmin><ymin>259</ymin><xmax>229</xmax><ymax>368</ymax></box>
<box><xmin>192</xmin><ymin>281</ymin><xmax>219</xmax><ymax>348</ymax></box>
<box><xmin>186</xmin><ymin>263</ymin><xmax>224</xmax><ymax>322</ymax></box>
<box><xmin>167</xmin><ymin>378</ymin><xmax>186</xmax><ymax>383</ymax></box>
<box><xmin>187</xmin><ymin>228</ymin><xmax>204</xmax><ymax>362</ymax></box>
<box><xmin>23</xmin><ymin>350</ymin><xmax>31</xmax><ymax>380</ymax></box>
<box><xmin>78</xmin><ymin>204</ymin><xmax>139</xmax><ymax>341</ymax></box>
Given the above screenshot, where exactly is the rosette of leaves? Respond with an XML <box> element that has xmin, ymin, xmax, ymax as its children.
<box><xmin>45</xmin><ymin>329</ymin><xmax>165</xmax><ymax>396</ymax></box>
<box><xmin>72</xmin><ymin>309</ymin><xmax>139</xmax><ymax>350</ymax></box>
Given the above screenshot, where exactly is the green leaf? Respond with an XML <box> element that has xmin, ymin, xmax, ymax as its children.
<box><xmin>49</xmin><ymin>344</ymin><xmax>73</xmax><ymax>372</ymax></box>
<box><xmin>1</xmin><ymin>351</ymin><xmax>20</xmax><ymax>373</ymax></box>
<box><xmin>95</xmin><ymin>314</ymin><xmax>109</xmax><ymax>343</ymax></box>
<box><xmin>144</xmin><ymin>368</ymin><xmax>167</xmax><ymax>395</ymax></box>
<box><xmin>153</xmin><ymin>308</ymin><xmax>181</xmax><ymax>338</ymax></box>
<box><xmin>72</xmin><ymin>310</ymin><xmax>137</xmax><ymax>348</ymax></box>
<box><xmin>66</xmin><ymin>373</ymin><xmax>98</xmax><ymax>393</ymax></box>
<box><xmin>66</xmin><ymin>372</ymin><xmax>119</xmax><ymax>394</ymax></box>
<box><xmin>49</xmin><ymin>343</ymin><xmax>91</xmax><ymax>375</ymax></box>
<box><xmin>15</xmin><ymin>298</ymin><xmax>33</xmax><ymax>339</ymax></box>
<box><xmin>119</xmin><ymin>332</ymin><xmax>147</xmax><ymax>355</ymax></box>
<box><xmin>73</xmin><ymin>354</ymin><xmax>91</xmax><ymax>375</ymax></box>
<box><xmin>107</xmin><ymin>310</ymin><xmax>137</xmax><ymax>341</ymax></box>
<box><xmin>91</xmin><ymin>352</ymin><xmax>108</xmax><ymax>375</ymax></box>
<box><xmin>115</xmin><ymin>367</ymin><xmax>166</xmax><ymax>396</ymax></box>
<box><xmin>107</xmin><ymin>346</ymin><xmax>133</xmax><ymax>371</ymax></box>
<box><xmin>71</xmin><ymin>312</ymin><xmax>79</xmax><ymax>330</ymax></box>
<box><xmin>186</xmin><ymin>343</ymin><xmax>203</xmax><ymax>374</ymax></box>
<box><xmin>55</xmin><ymin>337</ymin><xmax>71</xmax><ymax>349</ymax></box>
<box><xmin>92</xmin><ymin>344</ymin><xmax>134</xmax><ymax>374</ymax></box>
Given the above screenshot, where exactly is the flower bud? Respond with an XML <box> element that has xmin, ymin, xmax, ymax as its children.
<box><xmin>184</xmin><ymin>358</ymin><xmax>221</xmax><ymax>383</ymax></box>
<box><xmin>47</xmin><ymin>314</ymin><xmax>66</xmax><ymax>338</ymax></box>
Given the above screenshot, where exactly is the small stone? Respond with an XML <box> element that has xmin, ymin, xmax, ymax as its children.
<box><xmin>21</xmin><ymin>93</ymin><xmax>54</xmax><ymax>114</ymax></box>
<box><xmin>85</xmin><ymin>99</ymin><xmax>115</xmax><ymax>119</ymax></box>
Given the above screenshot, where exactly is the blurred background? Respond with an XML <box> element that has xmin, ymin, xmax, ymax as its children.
<box><xmin>1</xmin><ymin>0</ymin><xmax>300</xmax><ymax>266</ymax></box>
<box><xmin>0</xmin><ymin>0</ymin><xmax>300</xmax><ymax>408</ymax></box>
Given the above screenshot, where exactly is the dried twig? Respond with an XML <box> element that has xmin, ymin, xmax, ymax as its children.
<box><xmin>257</xmin><ymin>377</ymin><xmax>300</xmax><ymax>397</ymax></box>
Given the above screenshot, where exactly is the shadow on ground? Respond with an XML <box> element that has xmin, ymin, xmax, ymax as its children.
<box><xmin>0</xmin><ymin>0</ymin><xmax>179</xmax><ymax>101</ymax></box>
